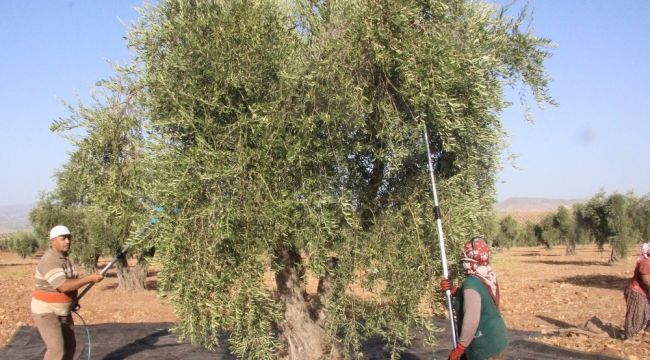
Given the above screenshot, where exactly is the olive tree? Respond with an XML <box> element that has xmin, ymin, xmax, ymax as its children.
<box><xmin>0</xmin><ymin>232</ymin><xmax>39</xmax><ymax>258</ymax></box>
<box><xmin>49</xmin><ymin>71</ymin><xmax>155</xmax><ymax>290</ymax></box>
<box><xmin>553</xmin><ymin>206</ymin><xmax>575</xmax><ymax>255</ymax></box>
<box><xmin>628</xmin><ymin>194</ymin><xmax>650</xmax><ymax>244</ymax></box>
<box><xmin>579</xmin><ymin>192</ymin><xmax>610</xmax><ymax>251</ymax></box>
<box><xmin>572</xmin><ymin>202</ymin><xmax>592</xmax><ymax>246</ymax></box>
<box><xmin>605</xmin><ymin>193</ymin><xmax>635</xmax><ymax>262</ymax></box>
<box><xmin>107</xmin><ymin>0</ymin><xmax>556</xmax><ymax>358</ymax></box>
<box><xmin>497</xmin><ymin>215</ymin><xmax>520</xmax><ymax>249</ymax></box>
<box><xmin>577</xmin><ymin>192</ymin><xmax>636</xmax><ymax>262</ymax></box>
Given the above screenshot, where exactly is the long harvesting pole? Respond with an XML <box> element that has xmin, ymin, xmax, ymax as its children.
<box><xmin>73</xmin><ymin>217</ymin><xmax>157</xmax><ymax>308</ymax></box>
<box><xmin>74</xmin><ymin>244</ymin><xmax>131</xmax><ymax>304</ymax></box>
<box><xmin>422</xmin><ymin>125</ymin><xmax>458</xmax><ymax>348</ymax></box>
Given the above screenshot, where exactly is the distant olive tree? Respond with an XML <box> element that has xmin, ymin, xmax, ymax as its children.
<box><xmin>0</xmin><ymin>232</ymin><xmax>39</xmax><ymax>258</ymax></box>
<box><xmin>580</xmin><ymin>192</ymin><xmax>610</xmax><ymax>251</ymax></box>
<box><xmin>532</xmin><ymin>214</ymin><xmax>558</xmax><ymax>249</ymax></box>
<box><xmin>575</xmin><ymin>192</ymin><xmax>637</xmax><ymax>263</ymax></box>
<box><xmin>572</xmin><ymin>203</ymin><xmax>592</xmax><ymax>246</ymax></box>
<box><xmin>553</xmin><ymin>206</ymin><xmax>575</xmax><ymax>255</ymax></box>
<box><xmin>518</xmin><ymin>221</ymin><xmax>540</xmax><ymax>247</ymax></box>
<box><xmin>497</xmin><ymin>215</ymin><xmax>520</xmax><ymax>249</ymax></box>
<box><xmin>628</xmin><ymin>194</ymin><xmax>650</xmax><ymax>244</ymax></box>
<box><xmin>49</xmin><ymin>72</ymin><xmax>155</xmax><ymax>289</ymax></box>
<box><xmin>605</xmin><ymin>194</ymin><xmax>635</xmax><ymax>263</ymax></box>
<box><xmin>480</xmin><ymin>212</ymin><xmax>500</xmax><ymax>247</ymax></box>
<box><xmin>30</xmin><ymin>194</ymin><xmax>87</xmax><ymax>249</ymax></box>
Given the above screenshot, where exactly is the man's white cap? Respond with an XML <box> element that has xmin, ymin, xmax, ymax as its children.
<box><xmin>49</xmin><ymin>225</ymin><xmax>71</xmax><ymax>240</ymax></box>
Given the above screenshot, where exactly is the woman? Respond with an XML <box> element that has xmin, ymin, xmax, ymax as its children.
<box><xmin>440</xmin><ymin>237</ymin><xmax>507</xmax><ymax>360</ymax></box>
<box><xmin>624</xmin><ymin>243</ymin><xmax>650</xmax><ymax>339</ymax></box>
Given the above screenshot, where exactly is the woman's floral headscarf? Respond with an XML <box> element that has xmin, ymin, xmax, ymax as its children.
<box><xmin>461</xmin><ymin>237</ymin><xmax>500</xmax><ymax>308</ymax></box>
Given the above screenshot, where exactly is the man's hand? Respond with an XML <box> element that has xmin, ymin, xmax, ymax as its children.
<box><xmin>69</xmin><ymin>273</ymin><xmax>104</xmax><ymax>311</ymax></box>
<box><xmin>89</xmin><ymin>273</ymin><xmax>104</xmax><ymax>283</ymax></box>
<box><xmin>57</xmin><ymin>273</ymin><xmax>104</xmax><ymax>293</ymax></box>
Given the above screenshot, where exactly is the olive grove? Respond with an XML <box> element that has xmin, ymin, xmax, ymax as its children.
<box><xmin>495</xmin><ymin>192</ymin><xmax>650</xmax><ymax>262</ymax></box>
<box><xmin>44</xmin><ymin>0</ymin><xmax>554</xmax><ymax>358</ymax></box>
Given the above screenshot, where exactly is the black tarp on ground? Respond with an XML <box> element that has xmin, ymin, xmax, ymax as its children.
<box><xmin>1</xmin><ymin>320</ymin><xmax>623</xmax><ymax>359</ymax></box>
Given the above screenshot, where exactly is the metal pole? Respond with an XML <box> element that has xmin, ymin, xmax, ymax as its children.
<box><xmin>73</xmin><ymin>218</ymin><xmax>155</xmax><ymax>307</ymax></box>
<box><xmin>422</xmin><ymin>125</ymin><xmax>458</xmax><ymax>348</ymax></box>
<box><xmin>74</xmin><ymin>245</ymin><xmax>130</xmax><ymax>306</ymax></box>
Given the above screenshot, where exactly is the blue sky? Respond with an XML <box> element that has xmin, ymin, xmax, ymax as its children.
<box><xmin>497</xmin><ymin>0</ymin><xmax>650</xmax><ymax>201</ymax></box>
<box><xmin>0</xmin><ymin>1</ymin><xmax>648</xmax><ymax>207</ymax></box>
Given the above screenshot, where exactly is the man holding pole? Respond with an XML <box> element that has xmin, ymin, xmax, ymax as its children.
<box><xmin>31</xmin><ymin>225</ymin><xmax>104</xmax><ymax>360</ymax></box>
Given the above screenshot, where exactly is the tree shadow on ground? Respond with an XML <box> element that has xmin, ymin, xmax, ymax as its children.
<box><xmin>99</xmin><ymin>327</ymin><xmax>235</xmax><ymax>360</ymax></box>
<box><xmin>537</xmin><ymin>315</ymin><xmax>623</xmax><ymax>340</ymax></box>
<box><xmin>583</xmin><ymin>316</ymin><xmax>623</xmax><ymax>339</ymax></box>
<box><xmin>514</xmin><ymin>252</ymin><xmax>562</xmax><ymax>257</ymax></box>
<box><xmin>145</xmin><ymin>278</ymin><xmax>159</xmax><ymax>290</ymax></box>
<box><xmin>0</xmin><ymin>262</ymin><xmax>35</xmax><ymax>267</ymax></box>
<box><xmin>536</xmin><ymin>315</ymin><xmax>575</xmax><ymax>329</ymax></box>
<box><xmin>525</xmin><ymin>260</ymin><xmax>611</xmax><ymax>267</ymax></box>
<box><xmin>100</xmin><ymin>328</ymin><xmax>173</xmax><ymax>359</ymax></box>
<box><xmin>100</xmin><ymin>283</ymin><xmax>119</xmax><ymax>290</ymax></box>
<box><xmin>552</xmin><ymin>274</ymin><xmax>628</xmax><ymax>291</ymax></box>
<box><xmin>97</xmin><ymin>283</ymin><xmax>159</xmax><ymax>291</ymax></box>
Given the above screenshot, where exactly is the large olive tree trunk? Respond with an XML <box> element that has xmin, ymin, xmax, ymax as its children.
<box><xmin>115</xmin><ymin>256</ymin><xmax>148</xmax><ymax>291</ymax></box>
<box><xmin>275</xmin><ymin>247</ymin><xmax>341</xmax><ymax>360</ymax></box>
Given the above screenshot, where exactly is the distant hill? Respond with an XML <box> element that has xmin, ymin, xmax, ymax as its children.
<box><xmin>494</xmin><ymin>197</ymin><xmax>585</xmax><ymax>223</ymax></box>
<box><xmin>495</xmin><ymin>197</ymin><xmax>584</xmax><ymax>212</ymax></box>
<box><xmin>0</xmin><ymin>198</ymin><xmax>586</xmax><ymax>232</ymax></box>
<box><xmin>0</xmin><ymin>203</ymin><xmax>34</xmax><ymax>234</ymax></box>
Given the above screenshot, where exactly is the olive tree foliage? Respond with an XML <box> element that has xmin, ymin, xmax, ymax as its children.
<box><xmin>29</xmin><ymin>162</ymin><xmax>114</xmax><ymax>271</ymax></box>
<box><xmin>480</xmin><ymin>211</ymin><xmax>499</xmax><ymax>246</ymax></box>
<box><xmin>119</xmin><ymin>0</ymin><xmax>554</xmax><ymax>358</ymax></box>
<box><xmin>496</xmin><ymin>193</ymin><xmax>649</xmax><ymax>252</ymax></box>
<box><xmin>553</xmin><ymin>206</ymin><xmax>574</xmax><ymax>255</ymax></box>
<box><xmin>572</xmin><ymin>203</ymin><xmax>592</xmax><ymax>246</ymax></box>
<box><xmin>47</xmin><ymin>71</ymin><xmax>156</xmax><ymax>289</ymax></box>
<box><xmin>605</xmin><ymin>194</ymin><xmax>635</xmax><ymax>263</ymax></box>
<box><xmin>628</xmin><ymin>194</ymin><xmax>650</xmax><ymax>244</ymax></box>
<box><xmin>528</xmin><ymin>213</ymin><xmax>555</xmax><ymax>249</ymax></box>
<box><xmin>0</xmin><ymin>232</ymin><xmax>40</xmax><ymax>258</ymax></box>
<box><xmin>496</xmin><ymin>215</ymin><xmax>519</xmax><ymax>249</ymax></box>
<box><xmin>518</xmin><ymin>221</ymin><xmax>541</xmax><ymax>246</ymax></box>
<box><xmin>29</xmin><ymin>193</ymin><xmax>86</xmax><ymax>249</ymax></box>
<box><xmin>575</xmin><ymin>192</ymin><xmax>637</xmax><ymax>262</ymax></box>
<box><xmin>517</xmin><ymin>207</ymin><xmax>573</xmax><ymax>251</ymax></box>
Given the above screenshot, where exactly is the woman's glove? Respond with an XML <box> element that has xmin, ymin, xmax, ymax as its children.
<box><xmin>448</xmin><ymin>344</ymin><xmax>466</xmax><ymax>360</ymax></box>
<box><xmin>439</xmin><ymin>277</ymin><xmax>458</xmax><ymax>296</ymax></box>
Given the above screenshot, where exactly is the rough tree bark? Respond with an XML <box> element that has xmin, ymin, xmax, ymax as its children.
<box><xmin>275</xmin><ymin>247</ymin><xmax>342</xmax><ymax>360</ymax></box>
<box><xmin>534</xmin><ymin>226</ymin><xmax>551</xmax><ymax>250</ymax></box>
<box><xmin>565</xmin><ymin>238</ymin><xmax>576</xmax><ymax>255</ymax></box>
<box><xmin>115</xmin><ymin>256</ymin><xmax>148</xmax><ymax>291</ymax></box>
<box><xmin>608</xmin><ymin>247</ymin><xmax>622</xmax><ymax>264</ymax></box>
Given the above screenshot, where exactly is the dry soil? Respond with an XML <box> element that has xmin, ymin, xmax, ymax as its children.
<box><xmin>0</xmin><ymin>245</ymin><xmax>647</xmax><ymax>359</ymax></box>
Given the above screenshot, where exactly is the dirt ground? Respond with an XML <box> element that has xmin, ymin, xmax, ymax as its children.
<box><xmin>0</xmin><ymin>245</ymin><xmax>647</xmax><ymax>359</ymax></box>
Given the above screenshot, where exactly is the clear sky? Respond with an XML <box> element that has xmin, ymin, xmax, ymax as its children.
<box><xmin>496</xmin><ymin>0</ymin><xmax>650</xmax><ymax>201</ymax></box>
<box><xmin>0</xmin><ymin>1</ymin><xmax>648</xmax><ymax>207</ymax></box>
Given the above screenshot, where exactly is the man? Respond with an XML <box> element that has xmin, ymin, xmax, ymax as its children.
<box><xmin>31</xmin><ymin>225</ymin><xmax>104</xmax><ymax>360</ymax></box>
